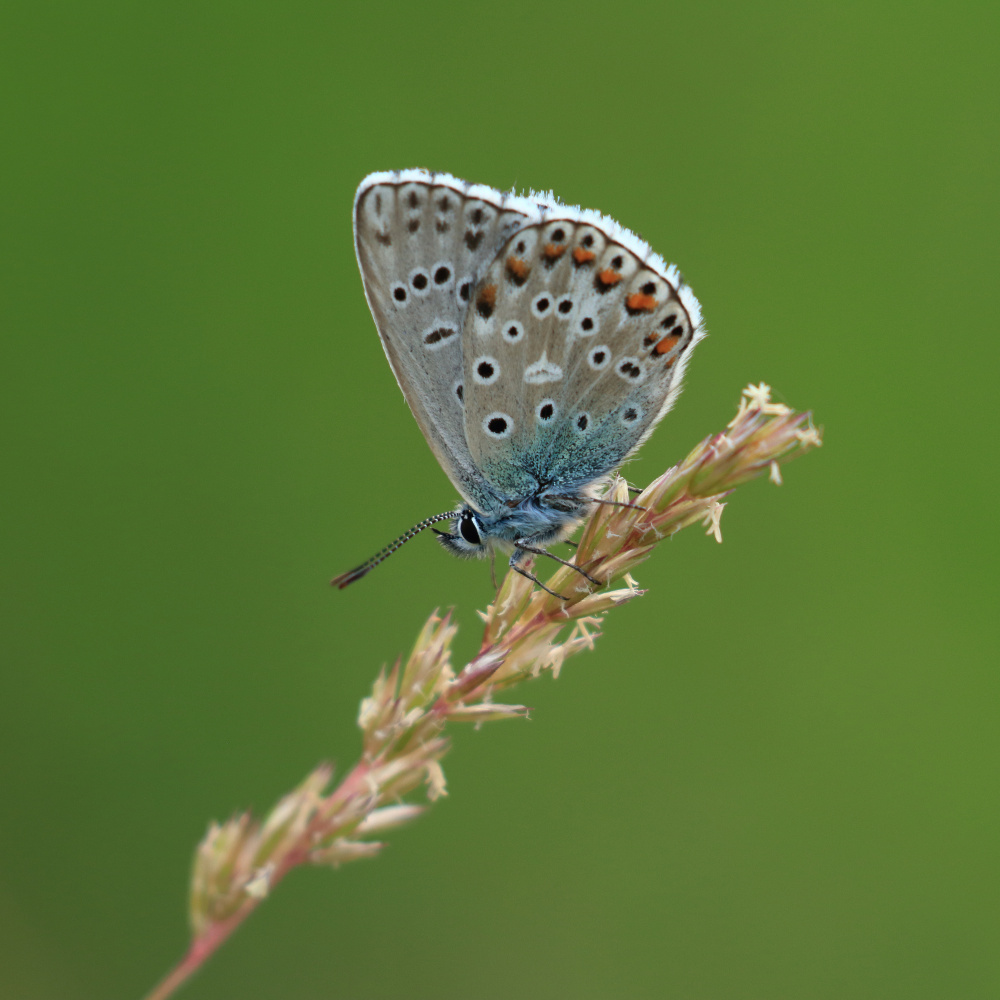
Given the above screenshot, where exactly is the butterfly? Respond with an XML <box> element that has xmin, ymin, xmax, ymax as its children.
<box><xmin>332</xmin><ymin>169</ymin><xmax>705</xmax><ymax>597</ymax></box>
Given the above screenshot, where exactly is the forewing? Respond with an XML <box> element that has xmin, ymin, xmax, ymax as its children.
<box><xmin>353</xmin><ymin>169</ymin><xmax>540</xmax><ymax>502</ymax></box>
<box><xmin>461</xmin><ymin>216</ymin><xmax>705</xmax><ymax>494</ymax></box>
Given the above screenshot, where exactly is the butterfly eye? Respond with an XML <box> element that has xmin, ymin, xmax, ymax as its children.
<box><xmin>459</xmin><ymin>510</ymin><xmax>482</xmax><ymax>545</ymax></box>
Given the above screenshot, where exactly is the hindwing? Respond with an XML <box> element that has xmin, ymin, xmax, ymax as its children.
<box><xmin>461</xmin><ymin>216</ymin><xmax>704</xmax><ymax>496</ymax></box>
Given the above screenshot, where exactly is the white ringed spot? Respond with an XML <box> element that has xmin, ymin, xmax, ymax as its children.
<box><xmin>615</xmin><ymin>356</ymin><xmax>645</xmax><ymax>382</ymax></box>
<box><xmin>482</xmin><ymin>412</ymin><xmax>513</xmax><ymax>439</ymax></box>
<box><xmin>456</xmin><ymin>276</ymin><xmax>474</xmax><ymax>306</ymax></box>
<box><xmin>536</xmin><ymin>399</ymin><xmax>558</xmax><ymax>423</ymax></box>
<box><xmin>587</xmin><ymin>346</ymin><xmax>611</xmax><ymax>371</ymax></box>
<box><xmin>431</xmin><ymin>261</ymin><xmax>454</xmax><ymax>288</ymax></box>
<box><xmin>530</xmin><ymin>292</ymin><xmax>553</xmax><ymax>317</ymax></box>
<box><xmin>473</xmin><ymin>356</ymin><xmax>500</xmax><ymax>385</ymax></box>
<box><xmin>620</xmin><ymin>404</ymin><xmax>643</xmax><ymax>427</ymax></box>
<box><xmin>502</xmin><ymin>320</ymin><xmax>525</xmax><ymax>344</ymax></box>
<box><xmin>408</xmin><ymin>267</ymin><xmax>431</xmax><ymax>296</ymax></box>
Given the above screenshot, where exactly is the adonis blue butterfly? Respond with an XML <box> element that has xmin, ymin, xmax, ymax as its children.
<box><xmin>333</xmin><ymin>170</ymin><xmax>704</xmax><ymax>597</ymax></box>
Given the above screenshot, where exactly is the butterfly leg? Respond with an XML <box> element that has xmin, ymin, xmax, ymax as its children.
<box><xmin>589</xmin><ymin>497</ymin><xmax>648</xmax><ymax>511</ymax></box>
<box><xmin>514</xmin><ymin>540</ymin><xmax>603</xmax><ymax>588</ymax></box>
<box><xmin>510</xmin><ymin>561</ymin><xmax>570</xmax><ymax>600</ymax></box>
<box><xmin>546</xmin><ymin>493</ymin><xmax>648</xmax><ymax>513</ymax></box>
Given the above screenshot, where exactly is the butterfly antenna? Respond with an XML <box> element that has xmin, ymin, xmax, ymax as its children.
<box><xmin>331</xmin><ymin>511</ymin><xmax>457</xmax><ymax>589</ymax></box>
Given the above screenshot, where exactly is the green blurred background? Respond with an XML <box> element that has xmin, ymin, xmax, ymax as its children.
<box><xmin>3</xmin><ymin>2</ymin><xmax>997</xmax><ymax>997</ymax></box>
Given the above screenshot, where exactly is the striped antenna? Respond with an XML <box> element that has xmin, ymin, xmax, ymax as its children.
<box><xmin>331</xmin><ymin>511</ymin><xmax>457</xmax><ymax>589</ymax></box>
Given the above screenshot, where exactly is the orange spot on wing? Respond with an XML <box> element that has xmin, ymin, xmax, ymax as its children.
<box><xmin>572</xmin><ymin>247</ymin><xmax>596</xmax><ymax>264</ymax></box>
<box><xmin>626</xmin><ymin>292</ymin><xmax>657</xmax><ymax>312</ymax></box>
<box><xmin>597</xmin><ymin>268</ymin><xmax>623</xmax><ymax>286</ymax></box>
<box><xmin>476</xmin><ymin>283</ymin><xmax>498</xmax><ymax>318</ymax></box>
<box><xmin>655</xmin><ymin>334</ymin><xmax>681</xmax><ymax>355</ymax></box>
<box><xmin>506</xmin><ymin>256</ymin><xmax>530</xmax><ymax>280</ymax></box>
<box><xmin>543</xmin><ymin>243</ymin><xmax>566</xmax><ymax>260</ymax></box>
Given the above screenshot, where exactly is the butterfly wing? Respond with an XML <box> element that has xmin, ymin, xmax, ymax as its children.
<box><xmin>353</xmin><ymin>169</ymin><xmax>546</xmax><ymax>503</ymax></box>
<box><xmin>461</xmin><ymin>213</ymin><xmax>704</xmax><ymax>496</ymax></box>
